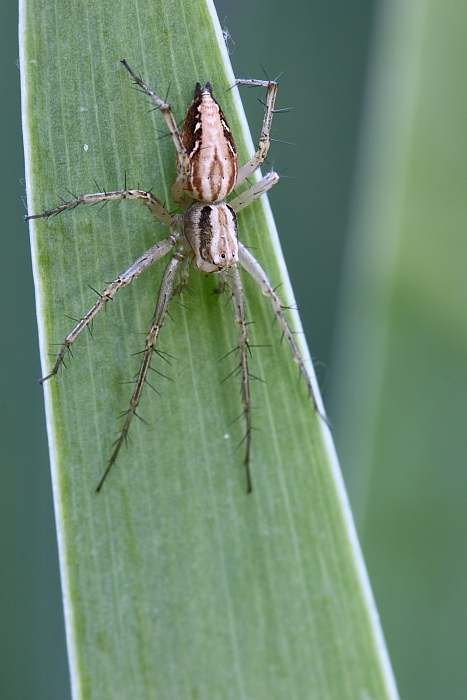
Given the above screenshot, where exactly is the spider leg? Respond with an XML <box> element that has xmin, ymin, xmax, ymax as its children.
<box><xmin>238</xmin><ymin>242</ymin><xmax>327</xmax><ymax>422</ymax></box>
<box><xmin>39</xmin><ymin>233</ymin><xmax>179</xmax><ymax>383</ymax></box>
<box><xmin>96</xmin><ymin>248</ymin><xmax>186</xmax><ymax>491</ymax></box>
<box><xmin>174</xmin><ymin>252</ymin><xmax>192</xmax><ymax>295</ymax></box>
<box><xmin>234</xmin><ymin>79</ymin><xmax>278</xmax><ymax>188</ymax></box>
<box><xmin>229</xmin><ymin>171</ymin><xmax>279</xmax><ymax>213</ymax></box>
<box><xmin>224</xmin><ymin>264</ymin><xmax>253</xmax><ymax>493</ymax></box>
<box><xmin>25</xmin><ymin>189</ymin><xmax>178</xmax><ymax>228</ymax></box>
<box><xmin>120</xmin><ymin>60</ymin><xmax>190</xmax><ymax>205</ymax></box>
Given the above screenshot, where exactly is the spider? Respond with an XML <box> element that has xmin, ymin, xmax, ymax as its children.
<box><xmin>26</xmin><ymin>60</ymin><xmax>324</xmax><ymax>493</ymax></box>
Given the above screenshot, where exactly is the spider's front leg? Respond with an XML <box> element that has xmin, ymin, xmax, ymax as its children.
<box><xmin>39</xmin><ymin>233</ymin><xmax>180</xmax><ymax>383</ymax></box>
<box><xmin>96</xmin><ymin>247</ymin><xmax>187</xmax><ymax>491</ymax></box>
<box><xmin>238</xmin><ymin>242</ymin><xmax>327</xmax><ymax>423</ymax></box>
<box><xmin>224</xmin><ymin>265</ymin><xmax>254</xmax><ymax>493</ymax></box>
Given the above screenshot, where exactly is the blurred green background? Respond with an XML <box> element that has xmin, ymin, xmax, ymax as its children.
<box><xmin>3</xmin><ymin>0</ymin><xmax>467</xmax><ymax>698</ymax></box>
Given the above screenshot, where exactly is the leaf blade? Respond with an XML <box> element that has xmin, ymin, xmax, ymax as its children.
<box><xmin>21</xmin><ymin>0</ymin><xmax>399</xmax><ymax>697</ymax></box>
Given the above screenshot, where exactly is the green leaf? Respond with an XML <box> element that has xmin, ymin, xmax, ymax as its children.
<box><xmin>21</xmin><ymin>0</ymin><xmax>399</xmax><ymax>697</ymax></box>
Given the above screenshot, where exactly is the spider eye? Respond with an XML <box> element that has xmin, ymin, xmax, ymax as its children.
<box><xmin>221</xmin><ymin>253</ymin><xmax>225</xmax><ymax>258</ymax></box>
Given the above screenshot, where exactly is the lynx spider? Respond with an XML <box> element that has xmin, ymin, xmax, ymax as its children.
<box><xmin>26</xmin><ymin>60</ymin><xmax>324</xmax><ymax>493</ymax></box>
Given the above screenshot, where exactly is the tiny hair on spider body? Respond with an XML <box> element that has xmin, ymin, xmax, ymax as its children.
<box><xmin>26</xmin><ymin>59</ymin><xmax>327</xmax><ymax>493</ymax></box>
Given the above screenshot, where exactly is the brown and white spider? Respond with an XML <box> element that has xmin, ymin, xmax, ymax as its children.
<box><xmin>26</xmin><ymin>60</ymin><xmax>324</xmax><ymax>493</ymax></box>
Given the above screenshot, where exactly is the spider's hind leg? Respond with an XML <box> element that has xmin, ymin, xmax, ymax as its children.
<box><xmin>228</xmin><ymin>171</ymin><xmax>279</xmax><ymax>214</ymax></box>
<box><xmin>234</xmin><ymin>78</ymin><xmax>279</xmax><ymax>188</ymax></box>
<box><xmin>25</xmin><ymin>188</ymin><xmax>177</xmax><ymax>227</ymax></box>
<box><xmin>120</xmin><ymin>60</ymin><xmax>190</xmax><ymax>206</ymax></box>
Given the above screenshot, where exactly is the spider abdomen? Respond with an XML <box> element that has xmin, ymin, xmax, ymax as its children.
<box><xmin>180</xmin><ymin>83</ymin><xmax>238</xmax><ymax>203</ymax></box>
